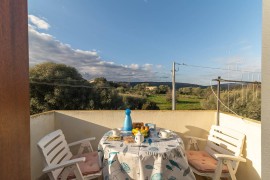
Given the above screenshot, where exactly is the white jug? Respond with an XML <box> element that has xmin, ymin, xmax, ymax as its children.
<box><xmin>135</xmin><ymin>131</ymin><xmax>144</xmax><ymax>144</ymax></box>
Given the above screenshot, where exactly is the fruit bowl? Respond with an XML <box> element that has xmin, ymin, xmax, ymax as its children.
<box><xmin>132</xmin><ymin>126</ymin><xmax>149</xmax><ymax>137</ymax></box>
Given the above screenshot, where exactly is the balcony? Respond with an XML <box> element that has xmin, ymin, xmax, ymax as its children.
<box><xmin>30</xmin><ymin>110</ymin><xmax>261</xmax><ymax>180</ymax></box>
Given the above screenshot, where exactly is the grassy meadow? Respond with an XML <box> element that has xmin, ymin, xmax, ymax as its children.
<box><xmin>147</xmin><ymin>94</ymin><xmax>203</xmax><ymax>110</ymax></box>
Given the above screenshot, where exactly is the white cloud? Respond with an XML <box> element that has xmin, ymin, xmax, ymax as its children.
<box><xmin>28</xmin><ymin>15</ymin><xmax>50</xmax><ymax>30</ymax></box>
<box><xmin>129</xmin><ymin>64</ymin><xmax>139</xmax><ymax>70</ymax></box>
<box><xmin>75</xmin><ymin>49</ymin><xmax>98</xmax><ymax>56</ymax></box>
<box><xmin>28</xmin><ymin>21</ymin><xmax>160</xmax><ymax>82</ymax></box>
<box><xmin>142</xmin><ymin>64</ymin><xmax>153</xmax><ymax>71</ymax></box>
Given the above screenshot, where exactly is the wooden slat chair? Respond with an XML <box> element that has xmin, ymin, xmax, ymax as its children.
<box><xmin>37</xmin><ymin>129</ymin><xmax>102</xmax><ymax>180</ymax></box>
<box><xmin>185</xmin><ymin>125</ymin><xmax>246</xmax><ymax>180</ymax></box>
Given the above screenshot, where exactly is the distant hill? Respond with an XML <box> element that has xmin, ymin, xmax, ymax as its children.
<box><xmin>125</xmin><ymin>82</ymin><xmax>244</xmax><ymax>90</ymax></box>
<box><xmin>109</xmin><ymin>80</ymin><xmax>246</xmax><ymax>90</ymax></box>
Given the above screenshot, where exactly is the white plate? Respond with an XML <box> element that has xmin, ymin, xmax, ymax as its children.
<box><xmin>161</xmin><ymin>129</ymin><xmax>172</xmax><ymax>133</ymax></box>
<box><xmin>158</xmin><ymin>134</ymin><xmax>173</xmax><ymax>139</ymax></box>
<box><xmin>110</xmin><ymin>134</ymin><xmax>121</xmax><ymax>138</ymax></box>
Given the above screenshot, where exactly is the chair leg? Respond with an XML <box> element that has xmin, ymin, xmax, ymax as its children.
<box><xmin>73</xmin><ymin>164</ymin><xmax>84</xmax><ymax>180</ymax></box>
<box><xmin>213</xmin><ymin>160</ymin><xmax>223</xmax><ymax>180</ymax></box>
<box><xmin>226</xmin><ymin>161</ymin><xmax>237</xmax><ymax>180</ymax></box>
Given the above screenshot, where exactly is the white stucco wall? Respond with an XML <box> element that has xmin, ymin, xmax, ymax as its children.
<box><xmin>219</xmin><ymin>113</ymin><xmax>261</xmax><ymax>180</ymax></box>
<box><xmin>262</xmin><ymin>0</ymin><xmax>270</xmax><ymax>179</ymax></box>
<box><xmin>30</xmin><ymin>112</ymin><xmax>55</xmax><ymax>180</ymax></box>
<box><xmin>54</xmin><ymin>110</ymin><xmax>216</xmax><ymax>150</ymax></box>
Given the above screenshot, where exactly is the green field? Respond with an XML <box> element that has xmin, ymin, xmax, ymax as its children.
<box><xmin>147</xmin><ymin>94</ymin><xmax>203</xmax><ymax>110</ymax></box>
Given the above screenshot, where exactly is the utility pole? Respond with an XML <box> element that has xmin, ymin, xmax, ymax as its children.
<box><xmin>172</xmin><ymin>61</ymin><xmax>176</xmax><ymax>110</ymax></box>
<box><xmin>216</xmin><ymin>76</ymin><xmax>221</xmax><ymax>125</ymax></box>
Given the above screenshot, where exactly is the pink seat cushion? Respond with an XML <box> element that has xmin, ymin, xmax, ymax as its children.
<box><xmin>59</xmin><ymin>152</ymin><xmax>101</xmax><ymax>179</ymax></box>
<box><xmin>186</xmin><ymin>150</ymin><xmax>229</xmax><ymax>173</ymax></box>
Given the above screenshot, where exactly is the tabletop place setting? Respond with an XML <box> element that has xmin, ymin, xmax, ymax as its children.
<box><xmin>98</xmin><ymin>109</ymin><xmax>196</xmax><ymax>180</ymax></box>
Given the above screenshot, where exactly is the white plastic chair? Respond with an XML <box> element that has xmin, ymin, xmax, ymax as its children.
<box><xmin>37</xmin><ymin>129</ymin><xmax>102</xmax><ymax>180</ymax></box>
<box><xmin>185</xmin><ymin>125</ymin><xmax>246</xmax><ymax>180</ymax></box>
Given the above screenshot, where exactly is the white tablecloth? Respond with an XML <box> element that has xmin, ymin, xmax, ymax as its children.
<box><xmin>99</xmin><ymin>129</ymin><xmax>196</xmax><ymax>180</ymax></box>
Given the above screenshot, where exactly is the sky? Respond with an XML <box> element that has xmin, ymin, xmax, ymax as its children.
<box><xmin>28</xmin><ymin>0</ymin><xmax>262</xmax><ymax>85</ymax></box>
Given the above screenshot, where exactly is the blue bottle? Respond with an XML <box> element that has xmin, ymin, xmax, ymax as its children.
<box><xmin>123</xmin><ymin>109</ymin><xmax>132</xmax><ymax>131</ymax></box>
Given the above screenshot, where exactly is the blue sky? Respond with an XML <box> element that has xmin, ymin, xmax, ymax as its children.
<box><xmin>28</xmin><ymin>0</ymin><xmax>262</xmax><ymax>85</ymax></box>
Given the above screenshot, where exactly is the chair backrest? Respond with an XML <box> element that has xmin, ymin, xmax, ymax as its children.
<box><xmin>37</xmin><ymin>130</ymin><xmax>73</xmax><ymax>180</ymax></box>
<box><xmin>205</xmin><ymin>125</ymin><xmax>245</xmax><ymax>158</ymax></box>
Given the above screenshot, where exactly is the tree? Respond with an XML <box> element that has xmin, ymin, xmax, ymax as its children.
<box><xmin>166</xmin><ymin>88</ymin><xmax>172</xmax><ymax>102</ymax></box>
<box><xmin>90</xmin><ymin>77</ymin><xmax>123</xmax><ymax>109</ymax></box>
<box><xmin>29</xmin><ymin>63</ymin><xmax>178</xmax><ymax>114</ymax></box>
<box><xmin>158</xmin><ymin>85</ymin><xmax>169</xmax><ymax>94</ymax></box>
<box><xmin>192</xmin><ymin>87</ymin><xmax>203</xmax><ymax>97</ymax></box>
<box><xmin>30</xmin><ymin>62</ymin><xmax>93</xmax><ymax>114</ymax></box>
<box><xmin>179</xmin><ymin>87</ymin><xmax>192</xmax><ymax>95</ymax></box>
<box><xmin>201</xmin><ymin>87</ymin><xmax>213</xmax><ymax>98</ymax></box>
<box><xmin>92</xmin><ymin>77</ymin><xmax>108</xmax><ymax>86</ymax></box>
<box><xmin>116</xmin><ymin>86</ymin><xmax>125</xmax><ymax>93</ymax></box>
<box><xmin>142</xmin><ymin>101</ymin><xmax>160</xmax><ymax>110</ymax></box>
<box><xmin>91</xmin><ymin>88</ymin><xmax>122</xmax><ymax>110</ymax></box>
<box><xmin>131</xmin><ymin>83</ymin><xmax>149</xmax><ymax>96</ymax></box>
<box><xmin>121</xmin><ymin>95</ymin><xmax>146</xmax><ymax>110</ymax></box>
<box><xmin>201</xmin><ymin>87</ymin><xmax>261</xmax><ymax>121</ymax></box>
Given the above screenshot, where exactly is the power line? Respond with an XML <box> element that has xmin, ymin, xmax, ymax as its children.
<box><xmin>175</xmin><ymin>62</ymin><xmax>261</xmax><ymax>73</ymax></box>
<box><xmin>212</xmin><ymin>78</ymin><xmax>261</xmax><ymax>84</ymax></box>
<box><xmin>30</xmin><ymin>78</ymin><xmax>88</xmax><ymax>82</ymax></box>
<box><xmin>30</xmin><ymin>81</ymin><xmax>113</xmax><ymax>89</ymax></box>
<box><xmin>30</xmin><ymin>74</ymin><xmax>169</xmax><ymax>82</ymax></box>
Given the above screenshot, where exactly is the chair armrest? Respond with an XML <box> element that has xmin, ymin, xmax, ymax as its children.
<box><xmin>43</xmin><ymin>157</ymin><xmax>86</xmax><ymax>173</ymax></box>
<box><xmin>68</xmin><ymin>137</ymin><xmax>96</xmax><ymax>147</ymax></box>
<box><xmin>185</xmin><ymin>135</ymin><xmax>207</xmax><ymax>142</ymax></box>
<box><xmin>214</xmin><ymin>154</ymin><xmax>246</xmax><ymax>162</ymax></box>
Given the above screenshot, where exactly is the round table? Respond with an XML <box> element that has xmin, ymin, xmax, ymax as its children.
<box><xmin>98</xmin><ymin>128</ymin><xmax>196</xmax><ymax>180</ymax></box>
